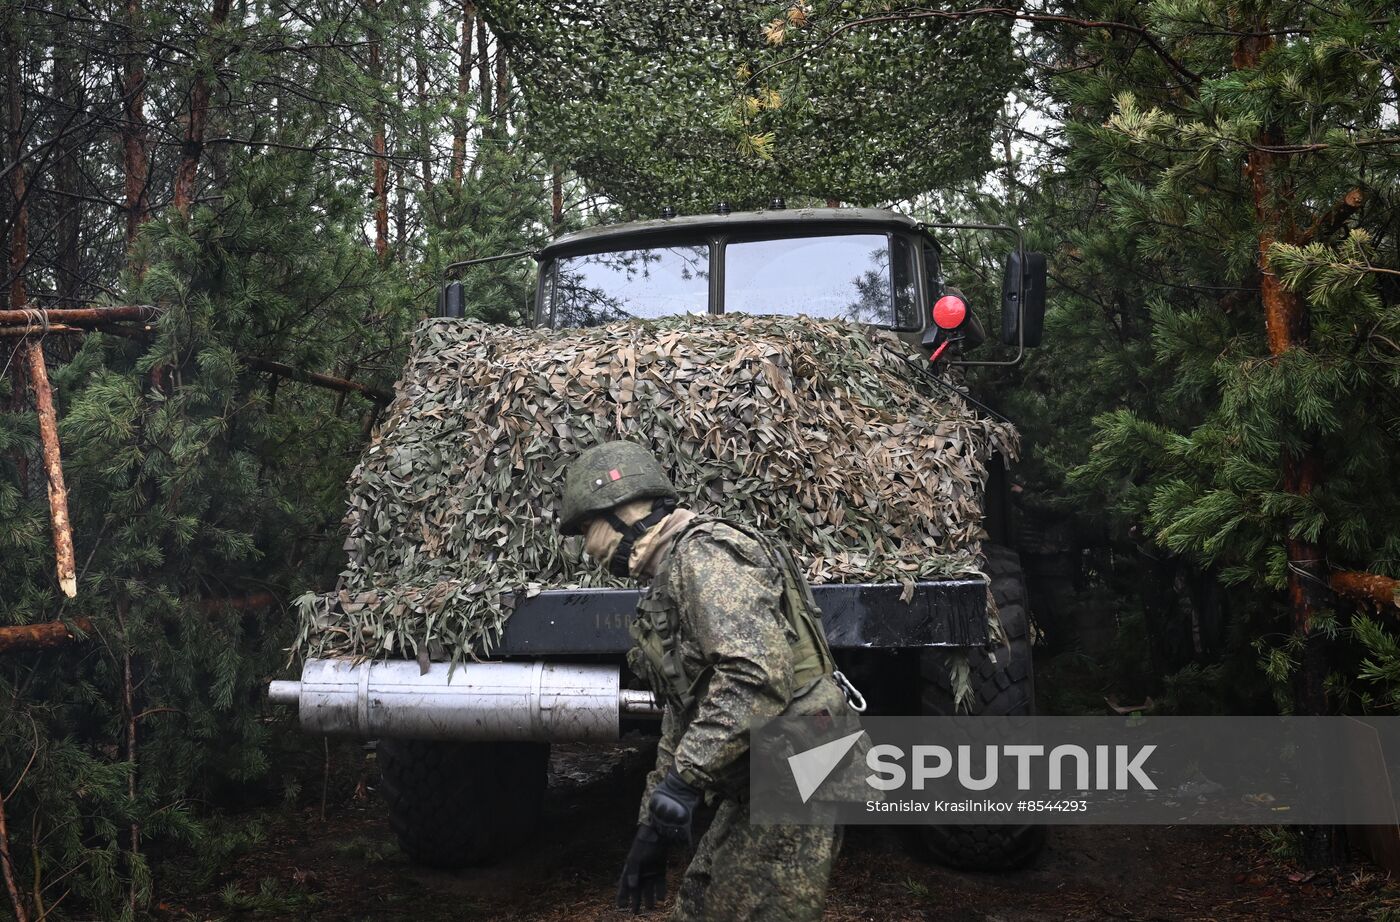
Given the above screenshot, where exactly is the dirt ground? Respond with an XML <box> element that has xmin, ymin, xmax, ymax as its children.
<box><xmin>163</xmin><ymin>741</ymin><xmax>1399</xmax><ymax>922</ymax></box>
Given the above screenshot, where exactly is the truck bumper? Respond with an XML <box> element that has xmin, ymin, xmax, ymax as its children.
<box><xmin>271</xmin><ymin>580</ymin><xmax>987</xmax><ymax>742</ymax></box>
<box><xmin>496</xmin><ymin>579</ymin><xmax>988</xmax><ymax>655</ymax></box>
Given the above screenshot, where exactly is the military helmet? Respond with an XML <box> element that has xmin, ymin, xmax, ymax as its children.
<box><xmin>560</xmin><ymin>441</ymin><xmax>678</xmax><ymax>535</ymax></box>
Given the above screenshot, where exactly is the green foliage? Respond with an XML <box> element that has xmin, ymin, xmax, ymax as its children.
<box><xmin>2</xmin><ymin>0</ymin><xmax>556</xmax><ymax>909</ymax></box>
<box><xmin>0</xmin><ymin>151</ymin><xmax>415</xmax><ymax>918</ymax></box>
<box><xmin>1019</xmin><ymin>0</ymin><xmax>1400</xmax><ymax>709</ymax></box>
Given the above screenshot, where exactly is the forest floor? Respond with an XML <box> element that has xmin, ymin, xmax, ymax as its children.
<box><xmin>157</xmin><ymin>739</ymin><xmax>1400</xmax><ymax>922</ymax></box>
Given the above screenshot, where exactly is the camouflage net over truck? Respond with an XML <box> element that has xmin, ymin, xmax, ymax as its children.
<box><xmin>296</xmin><ymin>315</ymin><xmax>1018</xmax><ymax>662</ymax></box>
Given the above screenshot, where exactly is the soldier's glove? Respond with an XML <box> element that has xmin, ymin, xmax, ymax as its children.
<box><xmin>647</xmin><ymin>769</ymin><xmax>703</xmax><ymax>845</ymax></box>
<box><xmin>617</xmin><ymin>824</ymin><xmax>668</xmax><ymax>914</ymax></box>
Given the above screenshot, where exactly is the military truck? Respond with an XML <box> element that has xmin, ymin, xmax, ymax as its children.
<box><xmin>269</xmin><ymin>206</ymin><xmax>1048</xmax><ymax>873</ymax></box>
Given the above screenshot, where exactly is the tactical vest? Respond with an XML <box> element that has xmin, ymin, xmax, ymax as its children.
<box><xmin>629</xmin><ymin>517</ymin><xmax>836</xmax><ymax>712</ymax></box>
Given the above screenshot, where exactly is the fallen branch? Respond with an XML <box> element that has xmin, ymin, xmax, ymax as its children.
<box><xmin>0</xmin><ymin>597</ymin><xmax>275</xmax><ymax>657</ymax></box>
<box><xmin>0</xmin><ymin>304</ymin><xmax>160</xmax><ymax>327</ymax></box>
<box><xmin>1301</xmin><ymin>187</ymin><xmax>1366</xmax><ymax>244</ymax></box>
<box><xmin>23</xmin><ymin>342</ymin><xmax>77</xmax><ymax>598</ymax></box>
<box><xmin>201</xmin><ymin>592</ymin><xmax>279</xmax><ymax>612</ymax></box>
<box><xmin>1331</xmin><ymin>570</ymin><xmax>1400</xmax><ymax>610</ymax></box>
<box><xmin>242</xmin><ymin>356</ymin><xmax>392</xmax><ymax>403</ymax></box>
<box><xmin>0</xmin><ymin>618</ymin><xmax>94</xmax><ymax>655</ymax></box>
<box><xmin>0</xmin><ymin>321</ymin><xmax>390</xmax><ymax>404</ymax></box>
<box><xmin>0</xmin><ymin>783</ymin><xmax>27</xmax><ymax>922</ymax></box>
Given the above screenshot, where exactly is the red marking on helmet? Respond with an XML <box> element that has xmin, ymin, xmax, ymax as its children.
<box><xmin>933</xmin><ymin>295</ymin><xmax>967</xmax><ymax>330</ymax></box>
<box><xmin>608</xmin><ymin>468</ymin><xmax>622</xmax><ymax>481</ymax></box>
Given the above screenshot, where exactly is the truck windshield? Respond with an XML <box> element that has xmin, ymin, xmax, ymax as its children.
<box><xmin>724</xmin><ymin>234</ymin><xmax>918</xmax><ymax>329</ymax></box>
<box><xmin>550</xmin><ymin>244</ymin><xmax>709</xmax><ymax>328</ymax></box>
<box><xmin>544</xmin><ymin>232</ymin><xmax>919</xmax><ymax>329</ymax></box>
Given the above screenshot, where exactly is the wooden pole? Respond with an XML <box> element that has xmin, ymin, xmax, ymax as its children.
<box><xmin>1330</xmin><ymin>571</ymin><xmax>1400</xmax><ymax>611</ymax></box>
<box><xmin>8</xmin><ymin>17</ymin><xmax>76</xmax><ymax>599</ymax></box>
<box><xmin>0</xmin><ymin>618</ymin><xmax>94</xmax><ymax>654</ymax></box>
<box><xmin>24</xmin><ymin>342</ymin><xmax>78</xmax><ymax>598</ymax></box>
<box><xmin>0</xmin><ymin>304</ymin><xmax>160</xmax><ymax>326</ymax></box>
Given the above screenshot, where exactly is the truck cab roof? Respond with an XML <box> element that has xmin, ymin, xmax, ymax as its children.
<box><xmin>540</xmin><ymin>207</ymin><xmax>924</xmax><ymax>260</ymax></box>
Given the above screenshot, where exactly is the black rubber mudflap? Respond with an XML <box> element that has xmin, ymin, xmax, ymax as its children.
<box><xmin>916</xmin><ymin>544</ymin><xmax>1046</xmax><ymax>871</ymax></box>
<box><xmin>377</xmin><ymin>739</ymin><xmax>548</xmax><ymax>869</ymax></box>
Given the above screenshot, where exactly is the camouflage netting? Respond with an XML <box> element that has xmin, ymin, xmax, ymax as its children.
<box><xmin>296</xmin><ymin>315</ymin><xmax>1017</xmax><ymax>662</ymax></box>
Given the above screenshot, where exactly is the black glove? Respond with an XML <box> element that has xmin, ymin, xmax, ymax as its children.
<box><xmin>617</xmin><ymin>824</ymin><xmax>668</xmax><ymax>914</ymax></box>
<box><xmin>646</xmin><ymin>769</ymin><xmax>703</xmax><ymax>845</ymax></box>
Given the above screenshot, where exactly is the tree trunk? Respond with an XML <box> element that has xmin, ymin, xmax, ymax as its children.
<box><xmin>1235</xmin><ymin>26</ymin><xmax>1330</xmax><ymax>714</ymax></box>
<box><xmin>172</xmin><ymin>0</ymin><xmax>232</xmax><ymax>217</ymax></box>
<box><xmin>367</xmin><ymin>0</ymin><xmax>389</xmax><ymax>261</ymax></box>
<box><xmin>552</xmin><ymin>166</ymin><xmax>563</xmax><ymax>233</ymax></box>
<box><xmin>494</xmin><ymin>40</ymin><xmax>508</xmax><ymax>129</ymax></box>
<box><xmin>2</xmin><ymin>16</ymin><xmax>27</xmax><ymax>494</ymax></box>
<box><xmin>393</xmin><ymin>56</ymin><xmax>406</xmax><ymax>252</ymax></box>
<box><xmin>450</xmin><ymin>3</ymin><xmax>474</xmax><ymax>186</ymax></box>
<box><xmin>476</xmin><ymin>18</ymin><xmax>491</xmax><ymax>127</ymax></box>
<box><xmin>122</xmin><ymin>0</ymin><xmax>150</xmax><ymax>254</ymax></box>
<box><xmin>7</xmin><ymin>14</ymin><xmax>27</xmax><ymax>314</ymax></box>
<box><xmin>53</xmin><ymin>18</ymin><xmax>82</xmax><ymax>306</ymax></box>
<box><xmin>122</xmin><ymin>648</ymin><xmax>140</xmax><ymax>914</ymax></box>
<box><xmin>416</xmin><ymin>42</ymin><xmax>434</xmax><ymax>194</ymax></box>
<box><xmin>1235</xmin><ymin>20</ymin><xmax>1341</xmax><ymax>869</ymax></box>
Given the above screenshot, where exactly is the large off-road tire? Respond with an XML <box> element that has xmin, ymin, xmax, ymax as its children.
<box><xmin>916</xmin><ymin>544</ymin><xmax>1046</xmax><ymax>871</ymax></box>
<box><xmin>377</xmin><ymin>738</ymin><xmax>549</xmax><ymax>869</ymax></box>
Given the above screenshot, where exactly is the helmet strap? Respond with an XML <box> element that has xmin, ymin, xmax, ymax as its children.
<box><xmin>606</xmin><ymin>497</ymin><xmax>678</xmax><ymax>577</ymax></box>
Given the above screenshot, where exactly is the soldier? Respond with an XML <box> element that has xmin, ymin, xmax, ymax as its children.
<box><xmin>559</xmin><ymin>440</ymin><xmax>861</xmax><ymax>921</ymax></box>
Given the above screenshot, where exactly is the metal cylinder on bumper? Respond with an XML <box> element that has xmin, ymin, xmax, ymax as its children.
<box><xmin>269</xmin><ymin>658</ymin><xmax>659</xmax><ymax>741</ymax></box>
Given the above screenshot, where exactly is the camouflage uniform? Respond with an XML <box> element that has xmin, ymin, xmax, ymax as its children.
<box><xmin>629</xmin><ymin>519</ymin><xmax>847</xmax><ymax>922</ymax></box>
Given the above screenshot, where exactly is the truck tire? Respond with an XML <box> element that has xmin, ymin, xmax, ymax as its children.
<box><xmin>916</xmin><ymin>544</ymin><xmax>1046</xmax><ymax>871</ymax></box>
<box><xmin>377</xmin><ymin>738</ymin><xmax>549</xmax><ymax>869</ymax></box>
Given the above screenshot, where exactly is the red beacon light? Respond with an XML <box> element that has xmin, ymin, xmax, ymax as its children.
<box><xmin>927</xmin><ymin>294</ymin><xmax>969</xmax><ymax>364</ymax></box>
<box><xmin>932</xmin><ymin>294</ymin><xmax>967</xmax><ymax>330</ymax></box>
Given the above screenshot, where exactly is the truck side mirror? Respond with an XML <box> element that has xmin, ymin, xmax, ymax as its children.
<box><xmin>438</xmin><ymin>281</ymin><xmax>465</xmax><ymax>318</ymax></box>
<box><xmin>1000</xmin><ymin>251</ymin><xmax>1046</xmax><ymax>348</ymax></box>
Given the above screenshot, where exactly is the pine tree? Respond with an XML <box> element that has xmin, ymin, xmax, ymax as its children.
<box><xmin>1022</xmin><ymin>0</ymin><xmax>1399</xmax><ymax>755</ymax></box>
